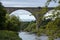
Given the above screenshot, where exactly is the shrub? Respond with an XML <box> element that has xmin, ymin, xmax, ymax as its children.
<box><xmin>0</xmin><ymin>30</ymin><xmax>22</xmax><ymax>40</ymax></box>
<box><xmin>0</xmin><ymin>2</ymin><xmax>7</xmax><ymax>30</ymax></box>
<box><xmin>24</xmin><ymin>22</ymin><xmax>36</xmax><ymax>32</ymax></box>
<box><xmin>5</xmin><ymin>14</ymin><xmax>21</xmax><ymax>32</ymax></box>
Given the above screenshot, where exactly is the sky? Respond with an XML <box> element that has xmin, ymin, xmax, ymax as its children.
<box><xmin>0</xmin><ymin>0</ymin><xmax>59</xmax><ymax>7</ymax></box>
<box><xmin>10</xmin><ymin>10</ymin><xmax>36</xmax><ymax>22</ymax></box>
<box><xmin>0</xmin><ymin>0</ymin><xmax>59</xmax><ymax>22</ymax></box>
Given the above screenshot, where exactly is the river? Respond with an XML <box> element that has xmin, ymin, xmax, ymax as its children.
<box><xmin>19</xmin><ymin>32</ymin><xmax>60</xmax><ymax>40</ymax></box>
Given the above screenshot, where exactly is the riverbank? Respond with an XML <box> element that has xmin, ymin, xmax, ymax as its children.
<box><xmin>19</xmin><ymin>31</ymin><xmax>60</xmax><ymax>40</ymax></box>
<box><xmin>0</xmin><ymin>30</ymin><xmax>22</xmax><ymax>40</ymax></box>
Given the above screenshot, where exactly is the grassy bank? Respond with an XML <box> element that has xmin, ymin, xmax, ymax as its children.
<box><xmin>0</xmin><ymin>30</ymin><xmax>22</xmax><ymax>40</ymax></box>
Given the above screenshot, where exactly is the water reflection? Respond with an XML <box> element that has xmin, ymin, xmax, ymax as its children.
<box><xmin>55</xmin><ymin>38</ymin><xmax>60</xmax><ymax>40</ymax></box>
<box><xmin>19</xmin><ymin>32</ymin><xmax>48</xmax><ymax>40</ymax></box>
<box><xmin>19</xmin><ymin>32</ymin><xmax>60</xmax><ymax>40</ymax></box>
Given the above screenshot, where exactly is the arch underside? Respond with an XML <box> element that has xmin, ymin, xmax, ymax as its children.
<box><xmin>5</xmin><ymin>7</ymin><xmax>54</xmax><ymax>27</ymax></box>
<box><xmin>5</xmin><ymin>7</ymin><xmax>54</xmax><ymax>17</ymax></box>
<box><xmin>5</xmin><ymin>7</ymin><xmax>54</xmax><ymax>13</ymax></box>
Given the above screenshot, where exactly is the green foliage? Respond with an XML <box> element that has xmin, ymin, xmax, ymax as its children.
<box><xmin>46</xmin><ymin>0</ymin><xmax>59</xmax><ymax>7</ymax></box>
<box><xmin>5</xmin><ymin>14</ymin><xmax>21</xmax><ymax>32</ymax></box>
<box><xmin>45</xmin><ymin>22</ymin><xmax>58</xmax><ymax>36</ymax></box>
<box><xmin>20</xmin><ymin>22</ymin><xmax>29</xmax><ymax>30</ymax></box>
<box><xmin>39</xmin><ymin>18</ymin><xmax>60</xmax><ymax>39</ymax></box>
<box><xmin>33</xmin><ymin>4</ymin><xmax>60</xmax><ymax>39</ymax></box>
<box><xmin>36</xmin><ymin>7</ymin><xmax>48</xmax><ymax>27</ymax></box>
<box><xmin>0</xmin><ymin>1</ymin><xmax>60</xmax><ymax>40</ymax></box>
<box><xmin>0</xmin><ymin>2</ymin><xmax>7</xmax><ymax>30</ymax></box>
<box><xmin>45</xmin><ymin>19</ymin><xmax>60</xmax><ymax>39</ymax></box>
<box><xmin>0</xmin><ymin>2</ymin><xmax>22</xmax><ymax>40</ymax></box>
<box><xmin>24</xmin><ymin>22</ymin><xmax>37</xmax><ymax>32</ymax></box>
<box><xmin>0</xmin><ymin>30</ymin><xmax>22</xmax><ymax>40</ymax></box>
<box><xmin>37</xmin><ymin>18</ymin><xmax>60</xmax><ymax>40</ymax></box>
<box><xmin>54</xmin><ymin>18</ymin><xmax>60</xmax><ymax>27</ymax></box>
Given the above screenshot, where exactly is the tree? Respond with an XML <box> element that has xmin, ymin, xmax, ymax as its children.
<box><xmin>0</xmin><ymin>30</ymin><xmax>22</xmax><ymax>40</ymax></box>
<box><xmin>46</xmin><ymin>0</ymin><xmax>60</xmax><ymax>7</ymax></box>
<box><xmin>36</xmin><ymin>0</ymin><xmax>60</xmax><ymax>40</ymax></box>
<box><xmin>0</xmin><ymin>2</ymin><xmax>7</xmax><ymax>30</ymax></box>
<box><xmin>24</xmin><ymin>22</ymin><xmax>36</xmax><ymax>32</ymax></box>
<box><xmin>5</xmin><ymin>14</ymin><xmax>21</xmax><ymax>32</ymax></box>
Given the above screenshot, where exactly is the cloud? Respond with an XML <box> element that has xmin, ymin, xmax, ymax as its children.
<box><xmin>0</xmin><ymin>0</ymin><xmax>47</xmax><ymax>7</ymax></box>
<box><xmin>48</xmin><ymin>1</ymin><xmax>59</xmax><ymax>7</ymax></box>
<box><xmin>0</xmin><ymin>0</ymin><xmax>59</xmax><ymax>7</ymax></box>
<box><xmin>10</xmin><ymin>9</ymin><xmax>36</xmax><ymax>22</ymax></box>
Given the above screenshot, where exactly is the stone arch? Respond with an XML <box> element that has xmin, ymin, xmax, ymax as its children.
<box><xmin>11</xmin><ymin>9</ymin><xmax>33</xmax><ymax>14</ymax></box>
<box><xmin>5</xmin><ymin>7</ymin><xmax>54</xmax><ymax>27</ymax></box>
<box><xmin>5</xmin><ymin>7</ymin><xmax>54</xmax><ymax>20</ymax></box>
<box><xmin>5</xmin><ymin>7</ymin><xmax>41</xmax><ymax>14</ymax></box>
<box><xmin>10</xmin><ymin>9</ymin><xmax>36</xmax><ymax>22</ymax></box>
<box><xmin>10</xmin><ymin>9</ymin><xmax>32</xmax><ymax>15</ymax></box>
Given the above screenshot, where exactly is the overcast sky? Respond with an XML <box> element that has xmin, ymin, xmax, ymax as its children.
<box><xmin>0</xmin><ymin>0</ymin><xmax>59</xmax><ymax>7</ymax></box>
<box><xmin>10</xmin><ymin>10</ymin><xmax>36</xmax><ymax>22</ymax></box>
<box><xmin>0</xmin><ymin>0</ymin><xmax>59</xmax><ymax>22</ymax></box>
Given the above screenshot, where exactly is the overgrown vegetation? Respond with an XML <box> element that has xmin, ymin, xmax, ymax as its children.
<box><xmin>23</xmin><ymin>0</ymin><xmax>60</xmax><ymax>40</ymax></box>
<box><xmin>0</xmin><ymin>2</ymin><xmax>7</xmax><ymax>30</ymax></box>
<box><xmin>5</xmin><ymin>14</ymin><xmax>21</xmax><ymax>32</ymax></box>
<box><xmin>0</xmin><ymin>2</ymin><xmax>22</xmax><ymax>40</ymax></box>
<box><xmin>0</xmin><ymin>30</ymin><xmax>22</xmax><ymax>40</ymax></box>
<box><xmin>0</xmin><ymin>0</ymin><xmax>60</xmax><ymax>40</ymax></box>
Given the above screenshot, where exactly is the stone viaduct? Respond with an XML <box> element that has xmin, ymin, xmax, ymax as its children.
<box><xmin>5</xmin><ymin>7</ymin><xmax>54</xmax><ymax>15</ymax></box>
<box><xmin>5</xmin><ymin>7</ymin><xmax>54</xmax><ymax>27</ymax></box>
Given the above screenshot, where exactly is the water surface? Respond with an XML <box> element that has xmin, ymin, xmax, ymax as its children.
<box><xmin>19</xmin><ymin>32</ymin><xmax>48</xmax><ymax>40</ymax></box>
